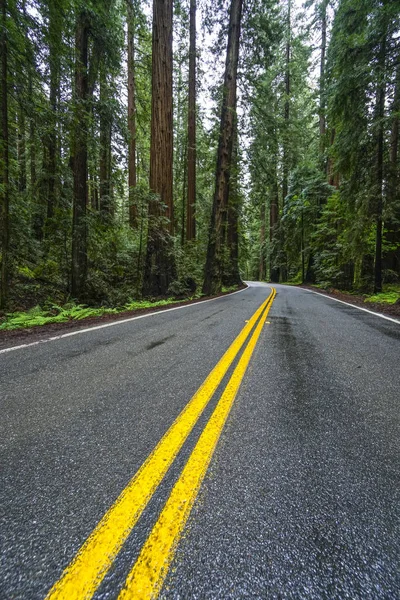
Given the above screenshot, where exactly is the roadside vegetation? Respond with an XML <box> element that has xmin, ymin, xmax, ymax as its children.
<box><xmin>364</xmin><ymin>286</ymin><xmax>400</xmax><ymax>305</ymax></box>
<box><xmin>0</xmin><ymin>299</ymin><xmax>184</xmax><ymax>331</ymax></box>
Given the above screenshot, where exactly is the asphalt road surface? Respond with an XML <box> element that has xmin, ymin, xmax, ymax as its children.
<box><xmin>1</xmin><ymin>282</ymin><xmax>400</xmax><ymax>599</ymax></box>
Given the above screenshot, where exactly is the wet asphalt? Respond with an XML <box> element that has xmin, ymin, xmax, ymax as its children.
<box><xmin>1</xmin><ymin>283</ymin><xmax>399</xmax><ymax>599</ymax></box>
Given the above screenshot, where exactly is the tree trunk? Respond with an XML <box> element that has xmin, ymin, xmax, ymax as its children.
<box><xmin>46</xmin><ymin>0</ymin><xmax>60</xmax><ymax>221</ymax></box>
<box><xmin>390</xmin><ymin>62</ymin><xmax>399</xmax><ymax>170</ymax></box>
<box><xmin>202</xmin><ymin>0</ymin><xmax>243</xmax><ymax>295</ymax></box>
<box><xmin>280</xmin><ymin>0</ymin><xmax>291</xmax><ymax>282</ymax></box>
<box><xmin>127</xmin><ymin>0</ymin><xmax>137</xmax><ymax>227</ymax></box>
<box><xmin>143</xmin><ymin>0</ymin><xmax>176</xmax><ymax>296</ymax></box>
<box><xmin>71</xmin><ymin>11</ymin><xmax>89</xmax><ymax>299</ymax></box>
<box><xmin>29</xmin><ymin>70</ymin><xmax>37</xmax><ymax>204</ymax></box>
<box><xmin>0</xmin><ymin>0</ymin><xmax>9</xmax><ymax>308</ymax></box>
<box><xmin>223</xmin><ymin>124</ymin><xmax>241</xmax><ymax>286</ymax></box>
<box><xmin>186</xmin><ymin>0</ymin><xmax>196</xmax><ymax>242</ymax></box>
<box><xmin>99</xmin><ymin>68</ymin><xmax>112</xmax><ymax>216</ymax></box>
<box><xmin>18</xmin><ymin>107</ymin><xmax>26</xmax><ymax>192</ymax></box>
<box><xmin>385</xmin><ymin>56</ymin><xmax>400</xmax><ymax>274</ymax></box>
<box><xmin>319</xmin><ymin>0</ymin><xmax>327</xmax><ymax>158</ymax></box>
<box><xmin>181</xmin><ymin>143</ymin><xmax>187</xmax><ymax>247</ymax></box>
<box><xmin>269</xmin><ymin>161</ymin><xmax>280</xmax><ymax>282</ymax></box>
<box><xmin>374</xmin><ymin>36</ymin><xmax>386</xmax><ymax>294</ymax></box>
<box><xmin>282</xmin><ymin>2</ymin><xmax>290</xmax><ymax>203</ymax></box>
<box><xmin>259</xmin><ymin>199</ymin><xmax>266</xmax><ymax>281</ymax></box>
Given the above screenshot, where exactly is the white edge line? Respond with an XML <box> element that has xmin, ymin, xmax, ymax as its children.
<box><xmin>303</xmin><ymin>288</ymin><xmax>400</xmax><ymax>325</ymax></box>
<box><xmin>0</xmin><ymin>285</ymin><xmax>251</xmax><ymax>355</ymax></box>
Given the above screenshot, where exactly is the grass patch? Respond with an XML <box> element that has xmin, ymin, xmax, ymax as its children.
<box><xmin>364</xmin><ymin>286</ymin><xmax>400</xmax><ymax>305</ymax></box>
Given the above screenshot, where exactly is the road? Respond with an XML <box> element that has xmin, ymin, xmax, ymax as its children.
<box><xmin>1</xmin><ymin>282</ymin><xmax>400</xmax><ymax>599</ymax></box>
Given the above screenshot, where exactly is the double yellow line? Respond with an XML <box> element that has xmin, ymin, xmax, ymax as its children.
<box><xmin>46</xmin><ymin>287</ymin><xmax>276</xmax><ymax>600</ymax></box>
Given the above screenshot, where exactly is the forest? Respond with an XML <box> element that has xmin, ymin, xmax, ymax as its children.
<box><xmin>0</xmin><ymin>0</ymin><xmax>399</xmax><ymax>325</ymax></box>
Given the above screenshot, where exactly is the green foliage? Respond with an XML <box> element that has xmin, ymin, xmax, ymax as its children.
<box><xmin>364</xmin><ymin>286</ymin><xmax>400</xmax><ymax>305</ymax></box>
<box><xmin>0</xmin><ymin>296</ymin><xmax>191</xmax><ymax>332</ymax></box>
<box><xmin>0</xmin><ymin>303</ymin><xmax>118</xmax><ymax>331</ymax></box>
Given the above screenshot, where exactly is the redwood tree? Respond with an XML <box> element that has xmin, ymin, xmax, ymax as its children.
<box><xmin>186</xmin><ymin>0</ymin><xmax>196</xmax><ymax>242</ymax></box>
<box><xmin>143</xmin><ymin>0</ymin><xmax>176</xmax><ymax>296</ymax></box>
<box><xmin>127</xmin><ymin>0</ymin><xmax>137</xmax><ymax>227</ymax></box>
<box><xmin>203</xmin><ymin>0</ymin><xmax>243</xmax><ymax>295</ymax></box>
<box><xmin>71</xmin><ymin>10</ymin><xmax>89</xmax><ymax>298</ymax></box>
<box><xmin>0</xmin><ymin>0</ymin><xmax>9</xmax><ymax>308</ymax></box>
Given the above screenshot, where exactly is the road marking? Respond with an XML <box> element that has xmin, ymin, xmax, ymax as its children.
<box><xmin>45</xmin><ymin>289</ymin><xmax>274</xmax><ymax>600</ymax></box>
<box><xmin>0</xmin><ymin>286</ymin><xmax>249</xmax><ymax>355</ymax></box>
<box><xmin>304</xmin><ymin>289</ymin><xmax>400</xmax><ymax>325</ymax></box>
<box><xmin>119</xmin><ymin>289</ymin><xmax>276</xmax><ymax>600</ymax></box>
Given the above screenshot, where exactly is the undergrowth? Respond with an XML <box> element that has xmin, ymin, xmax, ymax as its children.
<box><xmin>0</xmin><ymin>299</ymin><xmax>182</xmax><ymax>332</ymax></box>
<box><xmin>0</xmin><ymin>285</ymin><xmax>242</xmax><ymax>333</ymax></box>
<box><xmin>364</xmin><ymin>285</ymin><xmax>400</xmax><ymax>305</ymax></box>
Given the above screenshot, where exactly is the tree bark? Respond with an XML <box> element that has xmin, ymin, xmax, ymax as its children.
<box><xmin>259</xmin><ymin>199</ymin><xmax>266</xmax><ymax>281</ymax></box>
<box><xmin>0</xmin><ymin>0</ymin><xmax>9</xmax><ymax>308</ymax></box>
<box><xmin>384</xmin><ymin>49</ymin><xmax>400</xmax><ymax>275</ymax></box>
<box><xmin>181</xmin><ymin>141</ymin><xmax>187</xmax><ymax>247</ymax></box>
<box><xmin>280</xmin><ymin>0</ymin><xmax>291</xmax><ymax>282</ymax></box>
<box><xmin>374</xmin><ymin>36</ymin><xmax>386</xmax><ymax>294</ymax></box>
<box><xmin>71</xmin><ymin>11</ymin><xmax>89</xmax><ymax>299</ymax></box>
<box><xmin>127</xmin><ymin>0</ymin><xmax>137</xmax><ymax>227</ymax></box>
<box><xmin>390</xmin><ymin>61</ymin><xmax>399</xmax><ymax>169</ymax></box>
<box><xmin>143</xmin><ymin>0</ymin><xmax>176</xmax><ymax>296</ymax></box>
<box><xmin>46</xmin><ymin>0</ymin><xmax>60</xmax><ymax>220</ymax></box>
<box><xmin>223</xmin><ymin>124</ymin><xmax>241</xmax><ymax>286</ymax></box>
<box><xmin>319</xmin><ymin>0</ymin><xmax>327</xmax><ymax>158</ymax></box>
<box><xmin>269</xmin><ymin>159</ymin><xmax>280</xmax><ymax>282</ymax></box>
<box><xmin>99</xmin><ymin>67</ymin><xmax>112</xmax><ymax>216</ymax></box>
<box><xmin>18</xmin><ymin>107</ymin><xmax>26</xmax><ymax>192</ymax></box>
<box><xmin>28</xmin><ymin>71</ymin><xmax>36</xmax><ymax>203</ymax></box>
<box><xmin>202</xmin><ymin>0</ymin><xmax>243</xmax><ymax>295</ymax></box>
<box><xmin>186</xmin><ymin>0</ymin><xmax>196</xmax><ymax>242</ymax></box>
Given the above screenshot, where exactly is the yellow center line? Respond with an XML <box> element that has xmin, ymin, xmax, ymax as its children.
<box><xmin>119</xmin><ymin>288</ymin><xmax>276</xmax><ymax>600</ymax></box>
<box><xmin>45</xmin><ymin>288</ymin><xmax>274</xmax><ymax>600</ymax></box>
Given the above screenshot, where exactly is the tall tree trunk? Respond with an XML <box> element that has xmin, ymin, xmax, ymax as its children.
<box><xmin>319</xmin><ymin>0</ymin><xmax>327</xmax><ymax>158</ymax></box>
<box><xmin>127</xmin><ymin>0</ymin><xmax>137</xmax><ymax>227</ymax></box>
<box><xmin>46</xmin><ymin>0</ymin><xmax>60</xmax><ymax>221</ymax></box>
<box><xmin>269</xmin><ymin>158</ymin><xmax>280</xmax><ymax>282</ymax></box>
<box><xmin>385</xmin><ymin>56</ymin><xmax>400</xmax><ymax>273</ymax></box>
<box><xmin>186</xmin><ymin>0</ymin><xmax>196</xmax><ymax>242</ymax></box>
<box><xmin>28</xmin><ymin>71</ymin><xmax>36</xmax><ymax>204</ymax></box>
<box><xmin>280</xmin><ymin>0</ymin><xmax>291</xmax><ymax>282</ymax></box>
<box><xmin>259</xmin><ymin>199</ymin><xmax>266</xmax><ymax>281</ymax></box>
<box><xmin>0</xmin><ymin>0</ymin><xmax>9</xmax><ymax>308</ymax></box>
<box><xmin>18</xmin><ymin>107</ymin><xmax>26</xmax><ymax>192</ymax></box>
<box><xmin>71</xmin><ymin>11</ymin><xmax>89</xmax><ymax>299</ymax></box>
<box><xmin>374</xmin><ymin>36</ymin><xmax>386</xmax><ymax>294</ymax></box>
<box><xmin>143</xmin><ymin>0</ymin><xmax>176</xmax><ymax>296</ymax></box>
<box><xmin>181</xmin><ymin>142</ymin><xmax>187</xmax><ymax>247</ymax></box>
<box><xmin>202</xmin><ymin>0</ymin><xmax>243</xmax><ymax>295</ymax></box>
<box><xmin>99</xmin><ymin>68</ymin><xmax>112</xmax><ymax>216</ymax></box>
<box><xmin>390</xmin><ymin>61</ymin><xmax>399</xmax><ymax>170</ymax></box>
<box><xmin>223</xmin><ymin>123</ymin><xmax>241</xmax><ymax>286</ymax></box>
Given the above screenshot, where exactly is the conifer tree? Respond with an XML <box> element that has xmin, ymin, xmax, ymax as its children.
<box><xmin>203</xmin><ymin>0</ymin><xmax>243</xmax><ymax>295</ymax></box>
<box><xmin>143</xmin><ymin>0</ymin><xmax>176</xmax><ymax>296</ymax></box>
